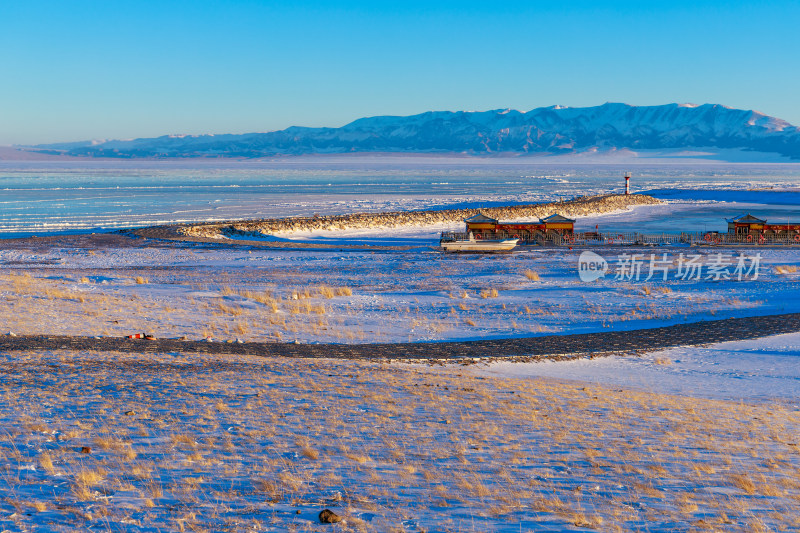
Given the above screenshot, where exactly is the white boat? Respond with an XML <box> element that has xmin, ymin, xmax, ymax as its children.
<box><xmin>440</xmin><ymin>232</ymin><xmax>519</xmax><ymax>253</ymax></box>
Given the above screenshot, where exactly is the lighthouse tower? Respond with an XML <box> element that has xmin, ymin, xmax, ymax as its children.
<box><xmin>624</xmin><ymin>172</ymin><xmax>631</xmax><ymax>195</ymax></box>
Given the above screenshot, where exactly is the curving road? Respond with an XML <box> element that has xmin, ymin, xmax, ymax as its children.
<box><xmin>2</xmin><ymin>312</ymin><xmax>799</xmax><ymax>362</ymax></box>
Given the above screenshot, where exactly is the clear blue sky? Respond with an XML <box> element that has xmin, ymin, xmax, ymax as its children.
<box><xmin>1</xmin><ymin>0</ymin><xmax>798</xmax><ymax>145</ymax></box>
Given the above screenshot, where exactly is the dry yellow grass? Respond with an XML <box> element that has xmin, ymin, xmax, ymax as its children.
<box><xmin>44</xmin><ymin>287</ymin><xmax>86</xmax><ymax>302</ymax></box>
<box><xmin>301</xmin><ymin>446</ymin><xmax>320</xmax><ymax>460</ymax></box>
<box><xmin>0</xmin><ymin>243</ymin><xmax>779</xmax><ymax>345</ymax></box>
<box><xmin>38</xmin><ymin>452</ymin><xmax>55</xmax><ymax>474</ymax></box>
<box><xmin>0</xmin><ymin>271</ymin><xmax>358</xmax><ymax>342</ymax></box>
<box><xmin>775</xmin><ymin>265</ymin><xmax>798</xmax><ymax>274</ymax></box>
<box><xmin>318</xmin><ymin>285</ymin><xmax>336</xmax><ymax>298</ymax></box>
<box><xmin>1</xmin><ymin>349</ymin><xmax>800</xmax><ymax>530</ymax></box>
<box><xmin>523</xmin><ymin>269</ymin><xmax>540</xmax><ymax>281</ymax></box>
<box><xmin>216</xmin><ymin>302</ymin><xmax>243</xmax><ymax>316</ymax></box>
<box><xmin>730</xmin><ymin>473</ymin><xmax>757</xmax><ymax>495</ymax></box>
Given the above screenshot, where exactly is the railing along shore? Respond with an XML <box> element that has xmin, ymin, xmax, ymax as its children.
<box><xmin>440</xmin><ymin>231</ymin><xmax>800</xmax><ymax>246</ymax></box>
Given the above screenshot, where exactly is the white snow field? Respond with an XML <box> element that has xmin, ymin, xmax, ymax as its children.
<box><xmin>484</xmin><ymin>332</ymin><xmax>800</xmax><ymax>405</ymax></box>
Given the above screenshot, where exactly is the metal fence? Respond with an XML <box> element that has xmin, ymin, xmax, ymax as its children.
<box><xmin>440</xmin><ymin>231</ymin><xmax>800</xmax><ymax>246</ymax></box>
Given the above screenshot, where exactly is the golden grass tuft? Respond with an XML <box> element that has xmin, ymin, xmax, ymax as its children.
<box><xmin>75</xmin><ymin>469</ymin><xmax>106</xmax><ymax>486</ymax></box>
<box><xmin>216</xmin><ymin>302</ymin><xmax>243</xmax><ymax>316</ymax></box>
<box><xmin>730</xmin><ymin>473</ymin><xmax>756</xmax><ymax>495</ymax></box>
<box><xmin>523</xmin><ymin>269</ymin><xmax>540</xmax><ymax>281</ymax></box>
<box><xmin>44</xmin><ymin>287</ymin><xmax>86</xmax><ymax>302</ymax></box>
<box><xmin>38</xmin><ymin>452</ymin><xmax>55</xmax><ymax>474</ymax></box>
<box><xmin>318</xmin><ymin>285</ymin><xmax>336</xmax><ymax>299</ymax></box>
<box><xmin>775</xmin><ymin>265</ymin><xmax>798</xmax><ymax>274</ymax></box>
<box><xmin>572</xmin><ymin>513</ymin><xmax>604</xmax><ymax>529</ymax></box>
<box><xmin>301</xmin><ymin>447</ymin><xmax>320</xmax><ymax>460</ymax></box>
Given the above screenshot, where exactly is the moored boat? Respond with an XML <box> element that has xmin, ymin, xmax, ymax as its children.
<box><xmin>440</xmin><ymin>232</ymin><xmax>519</xmax><ymax>253</ymax></box>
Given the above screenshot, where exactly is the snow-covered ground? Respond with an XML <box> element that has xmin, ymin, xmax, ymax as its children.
<box><xmin>483</xmin><ymin>332</ymin><xmax>800</xmax><ymax>406</ymax></box>
<box><xmin>3</xmin><ymin>349</ymin><xmax>799</xmax><ymax>532</ymax></box>
<box><xmin>1</xmin><ymin>239</ymin><xmax>798</xmax><ymax>344</ymax></box>
<box><xmin>3</xmin><ymin>197</ymin><xmax>800</xmax><ymax>531</ymax></box>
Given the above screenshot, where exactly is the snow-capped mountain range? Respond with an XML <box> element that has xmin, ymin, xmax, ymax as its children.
<box><xmin>31</xmin><ymin>103</ymin><xmax>800</xmax><ymax>159</ymax></box>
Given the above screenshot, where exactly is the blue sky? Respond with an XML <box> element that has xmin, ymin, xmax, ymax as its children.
<box><xmin>1</xmin><ymin>0</ymin><xmax>798</xmax><ymax>144</ymax></box>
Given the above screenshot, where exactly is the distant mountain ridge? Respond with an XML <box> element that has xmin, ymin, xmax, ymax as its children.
<box><xmin>31</xmin><ymin>103</ymin><xmax>800</xmax><ymax>159</ymax></box>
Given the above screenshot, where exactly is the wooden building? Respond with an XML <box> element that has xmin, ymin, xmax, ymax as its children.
<box><xmin>464</xmin><ymin>213</ymin><xmax>500</xmax><ymax>232</ymax></box>
<box><xmin>540</xmin><ymin>213</ymin><xmax>577</xmax><ymax>233</ymax></box>
<box><xmin>464</xmin><ymin>212</ymin><xmax>575</xmax><ymax>240</ymax></box>
<box><xmin>727</xmin><ymin>214</ymin><xmax>800</xmax><ymax>236</ymax></box>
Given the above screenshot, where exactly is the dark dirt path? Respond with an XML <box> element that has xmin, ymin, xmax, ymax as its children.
<box><xmin>2</xmin><ymin>312</ymin><xmax>799</xmax><ymax>362</ymax></box>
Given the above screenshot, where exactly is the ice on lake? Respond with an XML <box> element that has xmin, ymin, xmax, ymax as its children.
<box><xmin>1</xmin><ymin>158</ymin><xmax>800</xmax><ymax>237</ymax></box>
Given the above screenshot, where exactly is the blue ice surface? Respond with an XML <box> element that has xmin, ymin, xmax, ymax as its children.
<box><xmin>0</xmin><ymin>160</ymin><xmax>798</xmax><ymax>237</ymax></box>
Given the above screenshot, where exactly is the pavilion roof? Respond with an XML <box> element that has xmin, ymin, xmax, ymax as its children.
<box><xmin>727</xmin><ymin>213</ymin><xmax>767</xmax><ymax>224</ymax></box>
<box><xmin>464</xmin><ymin>212</ymin><xmax>498</xmax><ymax>224</ymax></box>
<box><xmin>540</xmin><ymin>213</ymin><xmax>576</xmax><ymax>223</ymax></box>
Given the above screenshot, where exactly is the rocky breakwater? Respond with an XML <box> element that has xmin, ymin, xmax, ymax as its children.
<box><xmin>180</xmin><ymin>194</ymin><xmax>660</xmax><ymax>240</ymax></box>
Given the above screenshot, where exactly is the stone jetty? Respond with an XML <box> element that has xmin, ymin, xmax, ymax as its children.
<box><xmin>179</xmin><ymin>193</ymin><xmax>660</xmax><ymax>239</ymax></box>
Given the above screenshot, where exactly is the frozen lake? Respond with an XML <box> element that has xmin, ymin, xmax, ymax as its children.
<box><xmin>0</xmin><ymin>158</ymin><xmax>799</xmax><ymax>236</ymax></box>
